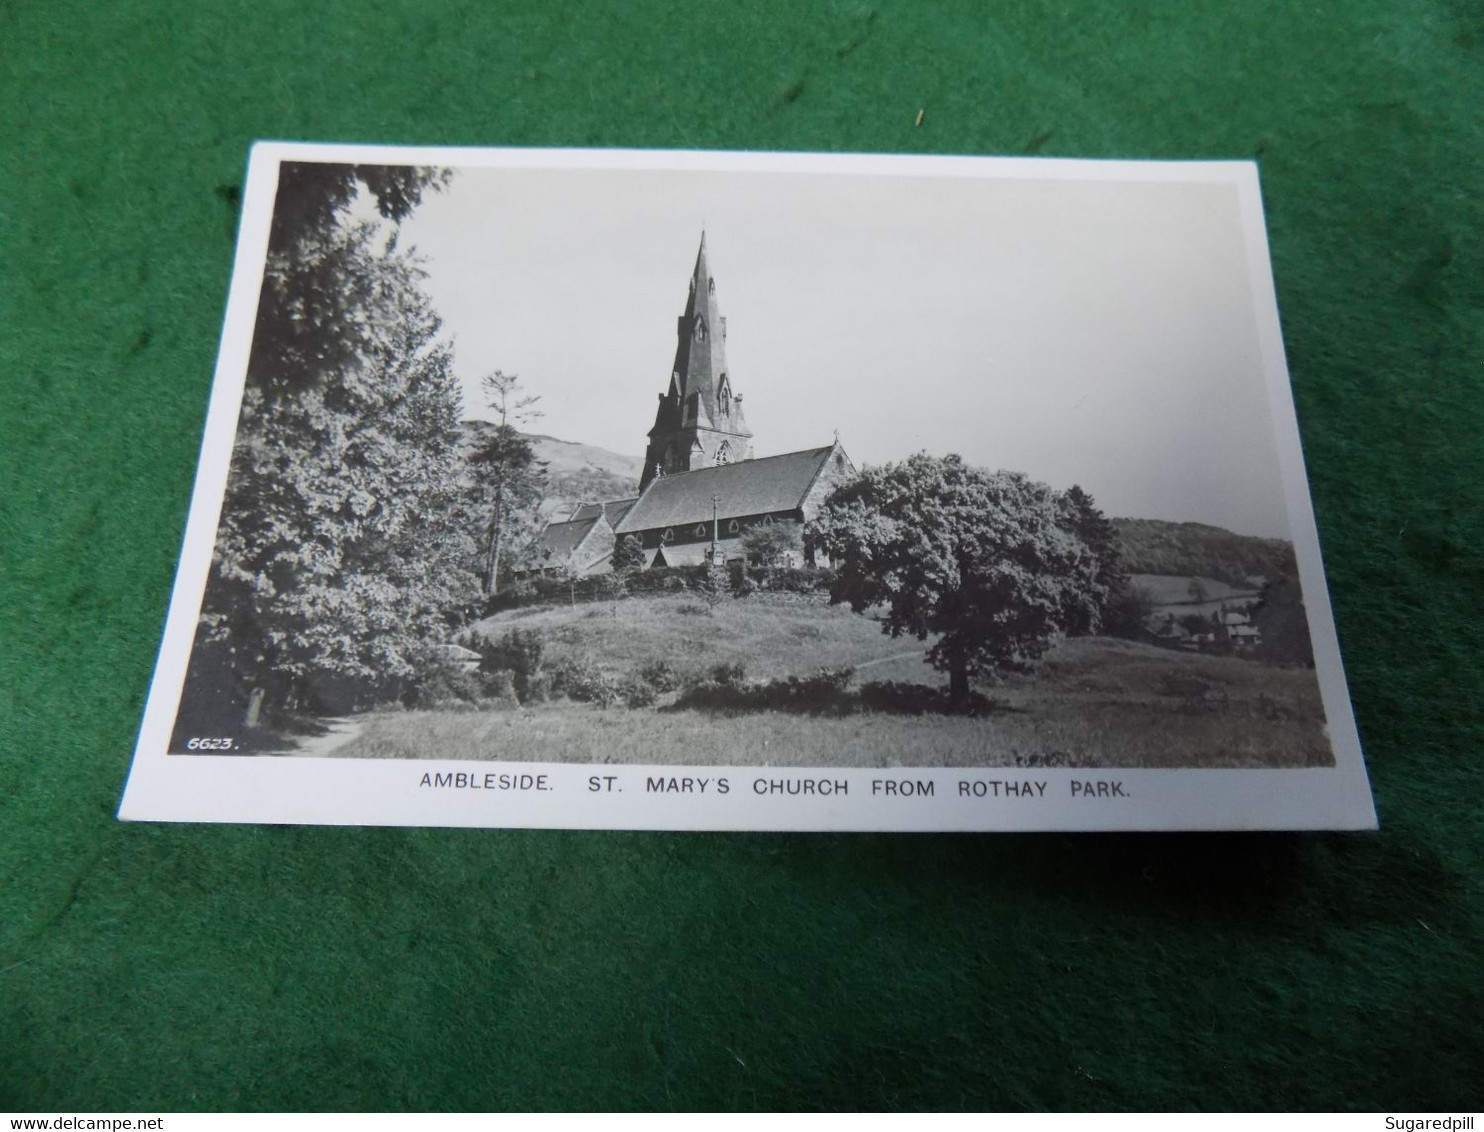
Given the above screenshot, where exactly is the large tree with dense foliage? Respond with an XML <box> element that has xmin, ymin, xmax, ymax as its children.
<box><xmin>249</xmin><ymin>163</ymin><xmax>450</xmax><ymax>403</ymax></box>
<box><xmin>805</xmin><ymin>454</ymin><xmax>1106</xmax><ymax>710</ymax></box>
<box><xmin>1055</xmin><ymin>483</ymin><xmax>1127</xmax><ymax>636</ymax></box>
<box><xmin>201</xmin><ymin>163</ymin><xmax>477</xmax><ymax>726</ymax></box>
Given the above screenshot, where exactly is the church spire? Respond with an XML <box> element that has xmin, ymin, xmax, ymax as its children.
<box><xmin>671</xmin><ymin>230</ymin><xmax>729</xmax><ymax>430</ymax></box>
<box><xmin>640</xmin><ymin>233</ymin><xmax>754</xmax><ymax>490</ymax></box>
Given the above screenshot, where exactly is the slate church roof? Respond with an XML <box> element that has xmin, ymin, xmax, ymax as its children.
<box><xmin>568</xmin><ymin>499</ymin><xmax>638</xmax><ymax>527</ymax></box>
<box><xmin>614</xmin><ymin>445</ymin><xmax>843</xmax><ymax>533</ymax></box>
<box><xmin>528</xmin><ymin>498</ymin><xmax>632</xmax><ymax>562</ymax></box>
<box><xmin>534</xmin><ymin>518</ymin><xmax>602</xmax><ymax>559</ymax></box>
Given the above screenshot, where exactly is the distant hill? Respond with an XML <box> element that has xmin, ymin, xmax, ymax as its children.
<box><xmin>459</xmin><ymin>423</ymin><xmax>642</xmax><ymax>520</ymax></box>
<box><xmin>1112</xmin><ymin>518</ymin><xmax>1294</xmax><ymax>589</ymax></box>
<box><xmin>525</xmin><ymin>433</ymin><xmax>643</xmax><ymax>516</ymax></box>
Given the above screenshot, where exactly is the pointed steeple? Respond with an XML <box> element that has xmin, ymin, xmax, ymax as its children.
<box><xmin>670</xmin><ymin>230</ymin><xmax>730</xmax><ymax>431</ymax></box>
<box><xmin>640</xmin><ymin>233</ymin><xmax>753</xmax><ymax>490</ymax></box>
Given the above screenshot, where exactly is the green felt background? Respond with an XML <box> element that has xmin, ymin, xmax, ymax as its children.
<box><xmin>2</xmin><ymin>0</ymin><xmax>1481</xmax><ymax>1113</ymax></box>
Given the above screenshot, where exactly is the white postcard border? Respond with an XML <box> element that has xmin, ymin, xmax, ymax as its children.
<box><xmin>119</xmin><ymin>142</ymin><xmax>1377</xmax><ymax>832</ymax></box>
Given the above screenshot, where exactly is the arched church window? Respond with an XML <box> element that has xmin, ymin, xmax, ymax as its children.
<box><xmin>708</xmin><ymin>277</ymin><xmax>715</xmax><ymax>294</ymax></box>
<box><xmin>728</xmin><ymin>520</ymin><xmax>740</xmax><ymax>534</ymax></box>
<box><xmin>694</xmin><ymin>316</ymin><xmax>706</xmax><ymax>341</ymax></box>
<box><xmin>694</xmin><ymin>524</ymin><xmax>707</xmax><ymax>539</ymax></box>
<box><xmin>714</xmin><ymin>441</ymin><xmax>732</xmax><ymax>466</ymax></box>
<box><xmin>661</xmin><ymin>528</ymin><xmax>674</xmax><ymax>544</ymax></box>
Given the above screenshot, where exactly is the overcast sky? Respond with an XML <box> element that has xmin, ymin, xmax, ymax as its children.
<box><xmin>398</xmin><ymin>161</ymin><xmax>1293</xmax><ymax>538</ymax></box>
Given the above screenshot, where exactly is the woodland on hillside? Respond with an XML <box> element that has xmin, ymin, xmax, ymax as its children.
<box><xmin>1112</xmin><ymin>518</ymin><xmax>1295</xmax><ymax>588</ymax></box>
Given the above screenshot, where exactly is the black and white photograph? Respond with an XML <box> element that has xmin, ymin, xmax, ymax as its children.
<box><xmin>119</xmin><ymin>144</ymin><xmax>1375</xmax><ymax>830</ymax></box>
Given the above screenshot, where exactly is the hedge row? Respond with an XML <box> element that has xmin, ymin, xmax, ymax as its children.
<box><xmin>478</xmin><ymin>564</ymin><xmax>837</xmax><ymax>616</ymax></box>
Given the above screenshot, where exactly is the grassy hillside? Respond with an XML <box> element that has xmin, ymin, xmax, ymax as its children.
<box><xmin>1113</xmin><ymin>518</ymin><xmax>1294</xmax><ymax>588</ymax></box>
<box><xmin>460</xmin><ymin>423</ymin><xmax>643</xmax><ymax>519</ymax></box>
<box><xmin>470</xmin><ymin>592</ymin><xmax>930</xmax><ymax>683</ymax></box>
<box><xmin>525</xmin><ymin>432</ymin><xmax>643</xmax><ymax>517</ymax></box>
<box><xmin>330</xmin><ymin>592</ymin><xmax>1330</xmax><ymax>769</ymax></box>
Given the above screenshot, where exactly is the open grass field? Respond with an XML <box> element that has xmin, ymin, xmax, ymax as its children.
<box><xmin>1130</xmin><ymin>572</ymin><xmax>1262</xmax><ymax>618</ymax></box>
<box><xmin>329</xmin><ymin>592</ymin><xmax>1332</xmax><ymax>769</ymax></box>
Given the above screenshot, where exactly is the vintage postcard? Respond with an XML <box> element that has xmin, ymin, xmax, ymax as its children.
<box><xmin>119</xmin><ymin>143</ymin><xmax>1376</xmax><ymax>830</ymax></box>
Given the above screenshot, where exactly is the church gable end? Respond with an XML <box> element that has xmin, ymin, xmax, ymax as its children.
<box><xmin>799</xmin><ymin>443</ymin><xmax>857</xmax><ymax>522</ymax></box>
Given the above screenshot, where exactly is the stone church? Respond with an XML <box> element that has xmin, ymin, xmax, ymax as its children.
<box><xmin>531</xmin><ymin>233</ymin><xmax>855</xmax><ymax>574</ymax></box>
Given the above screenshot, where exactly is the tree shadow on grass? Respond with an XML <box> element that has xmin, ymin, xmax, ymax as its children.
<box><xmin>663</xmin><ymin>676</ymin><xmax>1018</xmax><ymax>719</ymax></box>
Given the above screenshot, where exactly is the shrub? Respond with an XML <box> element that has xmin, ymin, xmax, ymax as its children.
<box><xmin>744</xmin><ymin>566</ymin><xmax>837</xmax><ymax>594</ymax></box>
<box><xmin>709</xmin><ymin>661</ymin><xmax>747</xmax><ymax>687</ymax></box>
<box><xmin>500</xmin><ymin>579</ymin><xmax>537</xmax><ymax>603</ymax></box>
<box><xmin>550</xmin><ymin>657</ymin><xmax>621</xmax><ymax>707</ymax></box>
<box><xmin>696</xmin><ymin>569</ymin><xmax>728</xmax><ymax>608</ymax></box>
<box><xmin>671</xmin><ymin>665</ymin><xmax>854</xmax><ymax>715</ymax></box>
<box><xmin>857</xmin><ymin>680</ymin><xmax>994</xmax><ymax>716</ymax></box>
<box><xmin>637</xmin><ymin>660</ymin><xmax>682</xmax><ymax>693</ymax></box>
<box><xmin>406</xmin><ymin>663</ymin><xmax>487</xmax><ymax>709</ymax></box>
<box><xmin>474</xmin><ymin>628</ymin><xmax>545</xmax><ymax>703</ymax></box>
<box><xmin>765</xmin><ymin>666</ymin><xmax>855</xmax><ymax>710</ymax></box>
<box><xmin>621</xmin><ymin>677</ymin><xmax>659</xmax><ymax>709</ymax></box>
<box><xmin>478</xmin><ymin>565</ymin><xmax>725</xmax><ymax>611</ymax></box>
<box><xmin>804</xmin><ymin>665</ymin><xmax>854</xmax><ymax>692</ymax></box>
<box><xmin>612</xmin><ymin>534</ymin><xmax>646</xmax><ymax>572</ymax></box>
<box><xmin>479</xmin><ymin>579</ymin><xmax>537</xmax><ymax>616</ymax></box>
<box><xmin>478</xmin><ymin>669</ymin><xmax>520</xmax><ymax>709</ymax></box>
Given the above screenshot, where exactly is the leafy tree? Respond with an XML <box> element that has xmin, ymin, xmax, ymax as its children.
<box><xmin>805</xmin><ymin>454</ymin><xmax>1104</xmax><ymax>711</ymax></box>
<box><xmin>612</xmin><ymin>533</ymin><xmax>645</xmax><ymax>573</ymax></box>
<box><xmin>740</xmin><ymin>520</ymin><xmax>802</xmax><ymax>571</ymax></box>
<box><xmin>1252</xmin><ymin>554</ymin><xmax>1315</xmax><ymax>666</ymax></box>
<box><xmin>202</xmin><ymin>163</ymin><xmax>475</xmax><ymax>727</ymax></box>
<box><xmin>1055</xmin><ymin>484</ymin><xmax>1126</xmax><ymax>635</ymax></box>
<box><xmin>1102</xmin><ymin>580</ymin><xmax>1155</xmax><ymax>640</ymax></box>
<box><xmin>695</xmin><ymin>566</ymin><xmax>729</xmax><ymax>610</ymax></box>
<box><xmin>467</xmin><ymin>371</ymin><xmax>545</xmax><ymax>595</ymax></box>
<box><xmin>1179</xmin><ymin>612</ymin><xmax>1212</xmax><ymax>635</ymax></box>
<box><xmin>249</xmin><ymin>162</ymin><xmax>450</xmax><ymax>405</ymax></box>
